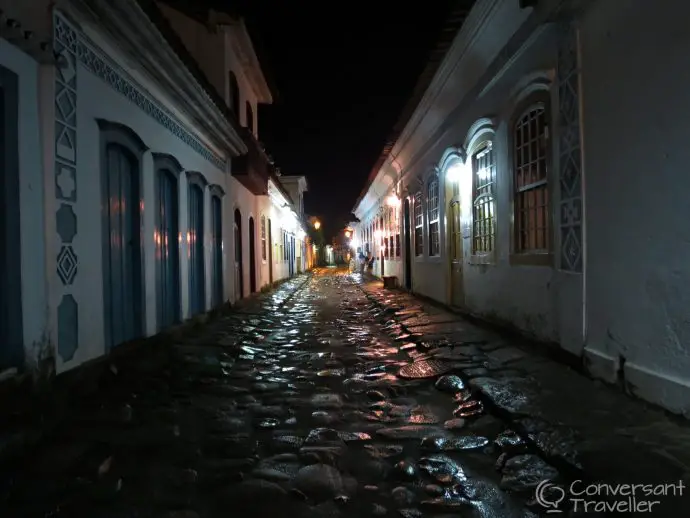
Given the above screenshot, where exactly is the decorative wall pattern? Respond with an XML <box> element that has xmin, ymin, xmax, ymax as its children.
<box><xmin>77</xmin><ymin>34</ymin><xmax>225</xmax><ymax>170</ymax></box>
<box><xmin>54</xmin><ymin>14</ymin><xmax>79</xmax><ymax>362</ymax></box>
<box><xmin>557</xmin><ymin>21</ymin><xmax>583</xmax><ymax>273</ymax></box>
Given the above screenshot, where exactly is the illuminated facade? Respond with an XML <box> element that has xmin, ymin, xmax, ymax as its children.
<box><xmin>353</xmin><ymin>0</ymin><xmax>690</xmax><ymax>415</ymax></box>
<box><xmin>0</xmin><ymin>0</ymin><xmax>306</xmax><ymax>378</ymax></box>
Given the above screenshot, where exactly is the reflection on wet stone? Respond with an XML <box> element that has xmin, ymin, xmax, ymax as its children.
<box><xmin>2</xmin><ymin>272</ymin><xmax>566</xmax><ymax>517</ymax></box>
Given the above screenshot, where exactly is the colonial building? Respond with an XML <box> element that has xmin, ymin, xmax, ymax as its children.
<box><xmin>0</xmin><ymin>0</ymin><xmax>307</xmax><ymax>378</ymax></box>
<box><xmin>352</xmin><ymin>0</ymin><xmax>690</xmax><ymax>415</ymax></box>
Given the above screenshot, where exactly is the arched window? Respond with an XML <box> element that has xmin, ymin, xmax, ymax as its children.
<box><xmin>426</xmin><ymin>178</ymin><xmax>440</xmax><ymax>256</ymax></box>
<box><xmin>260</xmin><ymin>215</ymin><xmax>267</xmax><ymax>260</ymax></box>
<box><xmin>413</xmin><ymin>191</ymin><xmax>423</xmax><ymax>256</ymax></box>
<box><xmin>471</xmin><ymin>141</ymin><xmax>496</xmax><ymax>253</ymax></box>
<box><xmin>228</xmin><ymin>70</ymin><xmax>240</xmax><ymax>115</ymax></box>
<box><xmin>513</xmin><ymin>97</ymin><xmax>551</xmax><ymax>253</ymax></box>
<box><xmin>246</xmin><ymin>101</ymin><xmax>254</xmax><ymax>133</ymax></box>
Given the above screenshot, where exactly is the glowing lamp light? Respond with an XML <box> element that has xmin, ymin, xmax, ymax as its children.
<box><xmin>313</xmin><ymin>220</ymin><xmax>321</xmax><ymax>230</ymax></box>
<box><xmin>386</xmin><ymin>194</ymin><xmax>401</xmax><ymax>207</ymax></box>
<box><xmin>446</xmin><ymin>162</ymin><xmax>464</xmax><ymax>182</ymax></box>
<box><xmin>344</xmin><ymin>230</ymin><xmax>351</xmax><ymax>238</ymax></box>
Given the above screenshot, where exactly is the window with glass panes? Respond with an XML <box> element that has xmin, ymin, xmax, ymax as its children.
<box><xmin>427</xmin><ymin>178</ymin><xmax>440</xmax><ymax>256</ymax></box>
<box><xmin>472</xmin><ymin>142</ymin><xmax>496</xmax><ymax>253</ymax></box>
<box><xmin>514</xmin><ymin>104</ymin><xmax>550</xmax><ymax>252</ymax></box>
<box><xmin>260</xmin><ymin>216</ymin><xmax>267</xmax><ymax>260</ymax></box>
<box><xmin>414</xmin><ymin>192</ymin><xmax>423</xmax><ymax>256</ymax></box>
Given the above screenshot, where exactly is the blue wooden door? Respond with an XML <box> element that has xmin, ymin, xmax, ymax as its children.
<box><xmin>0</xmin><ymin>77</ymin><xmax>24</xmax><ymax>369</ymax></box>
<box><xmin>211</xmin><ymin>195</ymin><xmax>223</xmax><ymax>307</ymax></box>
<box><xmin>104</xmin><ymin>144</ymin><xmax>142</xmax><ymax>348</ymax></box>
<box><xmin>188</xmin><ymin>184</ymin><xmax>205</xmax><ymax>315</ymax></box>
<box><xmin>156</xmin><ymin>170</ymin><xmax>179</xmax><ymax>329</ymax></box>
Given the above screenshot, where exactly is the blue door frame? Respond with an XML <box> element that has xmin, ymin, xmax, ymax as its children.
<box><xmin>211</xmin><ymin>195</ymin><xmax>223</xmax><ymax>307</ymax></box>
<box><xmin>0</xmin><ymin>65</ymin><xmax>23</xmax><ymax>370</ymax></box>
<box><xmin>188</xmin><ymin>183</ymin><xmax>205</xmax><ymax>315</ymax></box>
<box><xmin>155</xmin><ymin>165</ymin><xmax>180</xmax><ymax>330</ymax></box>
<box><xmin>103</xmin><ymin>144</ymin><xmax>143</xmax><ymax>348</ymax></box>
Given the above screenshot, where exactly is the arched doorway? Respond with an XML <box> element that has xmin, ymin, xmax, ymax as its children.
<box><xmin>103</xmin><ymin>142</ymin><xmax>144</xmax><ymax>346</ymax></box>
<box><xmin>234</xmin><ymin>209</ymin><xmax>243</xmax><ymax>300</ymax></box>
<box><xmin>211</xmin><ymin>194</ymin><xmax>223</xmax><ymax>307</ymax></box>
<box><xmin>155</xmin><ymin>165</ymin><xmax>180</xmax><ymax>329</ymax></box>
<box><xmin>188</xmin><ymin>182</ymin><xmax>205</xmax><ymax>315</ymax></box>
<box><xmin>249</xmin><ymin>216</ymin><xmax>257</xmax><ymax>293</ymax></box>
<box><xmin>403</xmin><ymin>198</ymin><xmax>412</xmax><ymax>290</ymax></box>
<box><xmin>448</xmin><ymin>198</ymin><xmax>464</xmax><ymax>307</ymax></box>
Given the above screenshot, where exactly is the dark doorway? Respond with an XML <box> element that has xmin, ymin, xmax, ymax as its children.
<box><xmin>249</xmin><ymin>216</ymin><xmax>257</xmax><ymax>293</ymax></box>
<box><xmin>0</xmin><ymin>66</ymin><xmax>23</xmax><ymax>369</ymax></box>
<box><xmin>188</xmin><ymin>183</ymin><xmax>205</xmax><ymax>315</ymax></box>
<box><xmin>155</xmin><ymin>167</ymin><xmax>180</xmax><ymax>329</ymax></box>
<box><xmin>268</xmin><ymin>218</ymin><xmax>273</xmax><ymax>284</ymax></box>
<box><xmin>403</xmin><ymin>197</ymin><xmax>412</xmax><ymax>290</ymax></box>
<box><xmin>211</xmin><ymin>195</ymin><xmax>223</xmax><ymax>307</ymax></box>
<box><xmin>104</xmin><ymin>143</ymin><xmax>144</xmax><ymax>346</ymax></box>
<box><xmin>234</xmin><ymin>209</ymin><xmax>243</xmax><ymax>300</ymax></box>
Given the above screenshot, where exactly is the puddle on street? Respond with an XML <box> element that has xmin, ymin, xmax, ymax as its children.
<box><xmin>2</xmin><ymin>270</ymin><xmax>550</xmax><ymax>518</ymax></box>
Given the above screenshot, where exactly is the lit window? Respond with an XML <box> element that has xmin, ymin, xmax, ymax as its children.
<box><xmin>260</xmin><ymin>216</ymin><xmax>267</xmax><ymax>260</ymax></box>
<box><xmin>427</xmin><ymin>178</ymin><xmax>440</xmax><ymax>256</ymax></box>
<box><xmin>472</xmin><ymin>142</ymin><xmax>496</xmax><ymax>253</ymax></box>
<box><xmin>414</xmin><ymin>191</ymin><xmax>423</xmax><ymax>256</ymax></box>
<box><xmin>514</xmin><ymin>103</ymin><xmax>550</xmax><ymax>253</ymax></box>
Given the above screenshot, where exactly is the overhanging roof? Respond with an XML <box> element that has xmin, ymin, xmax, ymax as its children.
<box><xmin>351</xmin><ymin>0</ymin><xmax>478</xmax><ymax>213</ymax></box>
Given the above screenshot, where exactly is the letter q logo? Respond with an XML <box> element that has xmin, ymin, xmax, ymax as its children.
<box><xmin>535</xmin><ymin>480</ymin><xmax>565</xmax><ymax>513</ymax></box>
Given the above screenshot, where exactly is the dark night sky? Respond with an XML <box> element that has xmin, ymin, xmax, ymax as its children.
<box><xmin>210</xmin><ymin>2</ymin><xmax>454</xmax><ymax>237</ymax></box>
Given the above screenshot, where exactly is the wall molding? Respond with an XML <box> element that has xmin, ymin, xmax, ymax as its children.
<box><xmin>55</xmin><ymin>12</ymin><xmax>226</xmax><ymax>171</ymax></box>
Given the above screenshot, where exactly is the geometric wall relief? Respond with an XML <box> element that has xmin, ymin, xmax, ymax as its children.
<box><xmin>557</xmin><ymin>20</ymin><xmax>583</xmax><ymax>273</ymax></box>
<box><xmin>57</xmin><ymin>245</ymin><xmax>78</xmax><ymax>285</ymax></box>
<box><xmin>55</xmin><ymin>13</ymin><xmax>80</xmax><ymax>359</ymax></box>
<box><xmin>76</xmin><ymin>32</ymin><xmax>226</xmax><ymax>171</ymax></box>
<box><xmin>56</xmin><ymin>203</ymin><xmax>78</xmax><ymax>243</ymax></box>
<box><xmin>57</xmin><ymin>294</ymin><xmax>78</xmax><ymax>362</ymax></box>
<box><xmin>55</xmin><ymin>163</ymin><xmax>76</xmax><ymax>201</ymax></box>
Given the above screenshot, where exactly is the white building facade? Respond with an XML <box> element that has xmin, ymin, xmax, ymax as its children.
<box><xmin>0</xmin><ymin>0</ymin><xmax>307</xmax><ymax>378</ymax></box>
<box><xmin>353</xmin><ymin>0</ymin><xmax>690</xmax><ymax>415</ymax></box>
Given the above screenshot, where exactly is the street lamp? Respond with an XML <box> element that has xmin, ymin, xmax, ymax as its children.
<box><xmin>313</xmin><ymin>220</ymin><xmax>321</xmax><ymax>230</ymax></box>
<box><xmin>344</xmin><ymin>230</ymin><xmax>351</xmax><ymax>238</ymax></box>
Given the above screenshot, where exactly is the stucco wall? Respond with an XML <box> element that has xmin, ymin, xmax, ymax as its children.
<box><xmin>54</xmin><ymin>12</ymin><xmax>235</xmax><ymax>373</ymax></box>
<box><xmin>580</xmin><ymin>0</ymin><xmax>690</xmax><ymax>413</ymax></box>
<box><xmin>0</xmin><ymin>39</ymin><xmax>49</xmax><ymax>370</ymax></box>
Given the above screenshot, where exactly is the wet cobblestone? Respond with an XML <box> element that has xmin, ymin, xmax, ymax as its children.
<box><xmin>2</xmin><ymin>268</ymin><xmax>689</xmax><ymax>517</ymax></box>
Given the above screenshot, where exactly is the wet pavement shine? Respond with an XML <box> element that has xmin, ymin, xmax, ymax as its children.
<box><xmin>1</xmin><ymin>267</ymin><xmax>689</xmax><ymax>517</ymax></box>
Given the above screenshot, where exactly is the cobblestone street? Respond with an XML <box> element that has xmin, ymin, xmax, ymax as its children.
<box><xmin>2</xmin><ymin>268</ymin><xmax>689</xmax><ymax>517</ymax></box>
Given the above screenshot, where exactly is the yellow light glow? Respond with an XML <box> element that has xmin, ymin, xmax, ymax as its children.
<box><xmin>313</xmin><ymin>220</ymin><xmax>321</xmax><ymax>230</ymax></box>
<box><xmin>386</xmin><ymin>195</ymin><xmax>400</xmax><ymax>207</ymax></box>
<box><xmin>344</xmin><ymin>230</ymin><xmax>351</xmax><ymax>238</ymax></box>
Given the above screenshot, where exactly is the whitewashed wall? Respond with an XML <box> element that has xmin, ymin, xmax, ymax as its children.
<box><xmin>53</xmin><ymin>13</ymin><xmax>234</xmax><ymax>373</ymax></box>
<box><xmin>0</xmin><ymin>39</ymin><xmax>49</xmax><ymax>370</ymax></box>
<box><xmin>580</xmin><ymin>0</ymin><xmax>690</xmax><ymax>414</ymax></box>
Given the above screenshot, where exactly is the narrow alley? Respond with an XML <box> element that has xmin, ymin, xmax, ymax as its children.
<box><xmin>2</xmin><ymin>268</ymin><xmax>689</xmax><ymax>517</ymax></box>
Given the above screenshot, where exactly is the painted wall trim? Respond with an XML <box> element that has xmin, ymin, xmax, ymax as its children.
<box><xmin>54</xmin><ymin>12</ymin><xmax>227</xmax><ymax>171</ymax></box>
